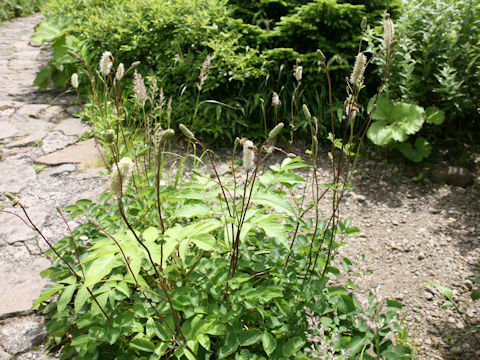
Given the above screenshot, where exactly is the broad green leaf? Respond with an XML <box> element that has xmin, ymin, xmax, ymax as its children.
<box><xmin>74</xmin><ymin>286</ymin><xmax>90</xmax><ymax>313</ymax></box>
<box><xmin>426</xmin><ymin>282</ymin><xmax>453</xmax><ymax>300</ymax></box>
<box><xmin>425</xmin><ymin>106</ymin><xmax>445</xmax><ymax>125</ymax></box>
<box><xmin>262</xmin><ymin>331</ymin><xmax>276</xmax><ymax>355</ymax></box>
<box><xmin>237</xmin><ymin>329</ymin><xmax>262</xmax><ymax>346</ymax></box>
<box><xmin>369</xmin><ymin>95</ymin><xmax>394</xmax><ymax>121</ymax></box>
<box><xmin>218</xmin><ymin>335</ymin><xmax>238</xmax><ymax>359</ymax></box>
<box><xmin>192</xmin><ymin>233</ymin><xmax>218</xmax><ymax>251</ymax></box>
<box><xmin>32</xmin><ymin>284</ymin><xmax>64</xmax><ymax>309</ymax></box>
<box><xmin>130</xmin><ymin>336</ymin><xmax>155</xmax><ymax>352</ymax></box>
<box><xmin>71</xmin><ymin>334</ymin><xmax>90</xmax><ymax>346</ymax></box>
<box><xmin>90</xmin><ymin>292</ymin><xmax>109</xmax><ymax>317</ymax></box>
<box><xmin>255</xmin><ymin>218</ymin><xmax>287</xmax><ymax>245</ymax></box>
<box><xmin>142</xmin><ymin>227</ymin><xmax>159</xmax><ymax>242</ymax></box>
<box><xmin>31</xmin><ymin>22</ymin><xmax>61</xmax><ymax>45</ymax></box>
<box><xmin>282</xmin><ymin>337</ymin><xmax>305</xmax><ymax>357</ymax></box>
<box><xmin>367</xmin><ymin>120</ymin><xmax>392</xmax><ymax>146</ymax></box>
<box><xmin>185</xmin><ymin>340</ymin><xmax>198</xmax><ymax>360</ymax></box>
<box><xmin>57</xmin><ymin>283</ymin><xmax>77</xmax><ymax>313</ymax></box>
<box><xmin>197</xmin><ymin>334</ymin><xmax>211</xmax><ymax>350</ymax></box>
<box><xmin>84</xmin><ymin>253</ymin><xmax>117</xmax><ymax>287</ymax></box>
<box><xmin>396</xmin><ymin>137</ymin><xmax>431</xmax><ymax>162</ymax></box>
<box><xmin>179</xmin><ymin>239</ymin><xmax>189</xmax><ymax>263</ymax></box>
<box><xmin>173</xmin><ymin>203</ymin><xmax>211</xmax><ymax>218</ymax></box>
<box><xmin>252</xmin><ymin>192</ymin><xmax>295</xmax><ymax>216</ymax></box>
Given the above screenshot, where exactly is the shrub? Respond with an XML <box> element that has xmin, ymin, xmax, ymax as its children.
<box><xmin>34</xmin><ymin>0</ymin><xmax>399</xmax><ymax>141</ymax></box>
<box><xmin>1</xmin><ymin>14</ymin><xmax>412</xmax><ymax>358</ymax></box>
<box><xmin>0</xmin><ymin>0</ymin><xmax>44</xmax><ymax>22</ymax></box>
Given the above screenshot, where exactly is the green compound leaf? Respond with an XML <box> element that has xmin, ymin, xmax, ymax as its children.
<box><xmin>84</xmin><ymin>253</ymin><xmax>116</xmax><ymax>287</ymax></box>
<box><xmin>282</xmin><ymin>336</ymin><xmax>305</xmax><ymax>357</ymax></box>
<box><xmin>262</xmin><ymin>331</ymin><xmax>277</xmax><ymax>355</ymax></box>
<box><xmin>252</xmin><ymin>192</ymin><xmax>295</xmax><ymax>216</ymax></box>
<box><xmin>129</xmin><ymin>336</ymin><xmax>155</xmax><ymax>352</ymax></box>
<box><xmin>32</xmin><ymin>284</ymin><xmax>64</xmax><ymax>309</ymax></box>
<box><xmin>237</xmin><ymin>329</ymin><xmax>263</xmax><ymax>347</ymax></box>
<box><xmin>57</xmin><ymin>283</ymin><xmax>77</xmax><ymax>313</ymax></box>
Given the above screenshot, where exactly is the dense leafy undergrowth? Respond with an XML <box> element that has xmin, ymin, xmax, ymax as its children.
<box><xmin>0</xmin><ymin>0</ymin><xmax>43</xmax><ymax>22</ymax></box>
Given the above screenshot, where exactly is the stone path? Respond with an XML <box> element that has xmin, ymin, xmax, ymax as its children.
<box><xmin>0</xmin><ymin>15</ymin><xmax>106</xmax><ymax>359</ymax></box>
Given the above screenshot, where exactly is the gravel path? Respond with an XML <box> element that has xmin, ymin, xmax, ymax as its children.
<box><xmin>0</xmin><ymin>14</ymin><xmax>478</xmax><ymax>360</ymax></box>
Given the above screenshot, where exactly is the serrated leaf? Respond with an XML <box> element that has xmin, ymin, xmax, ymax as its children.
<box><xmin>179</xmin><ymin>239</ymin><xmax>189</xmax><ymax>263</ymax></box>
<box><xmin>262</xmin><ymin>331</ymin><xmax>276</xmax><ymax>355</ymax></box>
<box><xmin>84</xmin><ymin>253</ymin><xmax>116</xmax><ymax>287</ymax></box>
<box><xmin>426</xmin><ymin>282</ymin><xmax>453</xmax><ymax>300</ymax></box>
<box><xmin>252</xmin><ymin>192</ymin><xmax>295</xmax><ymax>216</ymax></box>
<box><xmin>237</xmin><ymin>329</ymin><xmax>262</xmax><ymax>346</ymax></box>
<box><xmin>57</xmin><ymin>283</ymin><xmax>77</xmax><ymax>312</ymax></box>
<box><xmin>192</xmin><ymin>233</ymin><xmax>218</xmax><ymax>251</ymax></box>
<box><xmin>173</xmin><ymin>203</ymin><xmax>211</xmax><ymax>218</ymax></box>
<box><xmin>32</xmin><ymin>284</ymin><xmax>64</xmax><ymax>309</ymax></box>
<box><xmin>74</xmin><ymin>286</ymin><xmax>90</xmax><ymax>313</ymax></box>
<box><xmin>130</xmin><ymin>336</ymin><xmax>155</xmax><ymax>352</ymax></box>
<box><xmin>282</xmin><ymin>336</ymin><xmax>305</xmax><ymax>357</ymax></box>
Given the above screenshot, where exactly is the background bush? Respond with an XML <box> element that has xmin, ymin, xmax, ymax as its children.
<box><xmin>36</xmin><ymin>0</ymin><xmax>398</xmax><ymax>142</ymax></box>
<box><xmin>0</xmin><ymin>0</ymin><xmax>43</xmax><ymax>22</ymax></box>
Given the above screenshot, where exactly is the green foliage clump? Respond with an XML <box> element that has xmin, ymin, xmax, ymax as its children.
<box><xmin>366</xmin><ymin>95</ymin><xmax>445</xmax><ymax>162</ymax></box>
<box><xmin>366</xmin><ymin>0</ymin><xmax>480</xmax><ymax>141</ymax></box>
<box><xmin>34</xmin><ymin>0</ymin><xmax>398</xmax><ymax>141</ymax></box>
<box><xmin>0</xmin><ymin>0</ymin><xmax>43</xmax><ymax>22</ymax></box>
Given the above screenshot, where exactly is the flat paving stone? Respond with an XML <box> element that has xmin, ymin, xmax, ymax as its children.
<box><xmin>0</xmin><ymin>162</ymin><xmax>36</xmax><ymax>193</ymax></box>
<box><xmin>16</xmin><ymin>103</ymin><xmax>49</xmax><ymax>118</ymax></box>
<box><xmin>48</xmin><ymin>163</ymin><xmax>76</xmax><ymax>176</ymax></box>
<box><xmin>35</xmin><ymin>138</ymin><xmax>102</xmax><ymax>165</ymax></box>
<box><xmin>4</xmin><ymin>130</ymin><xmax>47</xmax><ymax>148</ymax></box>
<box><xmin>0</xmin><ymin>256</ymin><xmax>51</xmax><ymax>317</ymax></box>
<box><xmin>0</xmin><ymin>205</ymin><xmax>48</xmax><ymax>244</ymax></box>
<box><xmin>41</xmin><ymin>131</ymin><xmax>77</xmax><ymax>154</ymax></box>
<box><xmin>0</xmin><ymin>122</ymin><xmax>25</xmax><ymax>139</ymax></box>
<box><xmin>54</xmin><ymin>117</ymin><xmax>89</xmax><ymax>136</ymax></box>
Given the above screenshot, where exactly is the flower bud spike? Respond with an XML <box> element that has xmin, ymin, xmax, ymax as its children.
<box><xmin>179</xmin><ymin>124</ymin><xmax>195</xmax><ymax>140</ymax></box>
<box><xmin>302</xmin><ymin>104</ymin><xmax>311</xmax><ymax>120</ymax></box>
<box><xmin>160</xmin><ymin>129</ymin><xmax>175</xmax><ymax>142</ymax></box>
<box><xmin>383</xmin><ymin>14</ymin><xmax>394</xmax><ymax>48</ymax></box>
<box><xmin>71</xmin><ymin>73</ymin><xmax>79</xmax><ymax>89</ymax></box>
<box><xmin>268</xmin><ymin>122</ymin><xmax>284</xmax><ymax>140</ymax></box>
<box><xmin>350</xmin><ymin>53</ymin><xmax>367</xmax><ymax>86</ymax></box>
<box><xmin>317</xmin><ymin>49</ymin><xmax>326</xmax><ymax>65</ymax></box>
<box><xmin>5</xmin><ymin>192</ymin><xmax>17</xmax><ymax>202</ymax></box>
<box><xmin>361</xmin><ymin>16</ymin><xmax>367</xmax><ymax>30</ymax></box>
